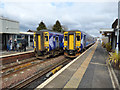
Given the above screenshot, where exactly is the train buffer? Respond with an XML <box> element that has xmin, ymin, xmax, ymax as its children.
<box><xmin>36</xmin><ymin>41</ymin><xmax>120</xmax><ymax>89</ymax></box>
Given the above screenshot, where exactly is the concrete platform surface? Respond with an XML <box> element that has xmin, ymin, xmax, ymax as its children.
<box><xmin>0</xmin><ymin>47</ymin><xmax>33</xmax><ymax>56</ymax></box>
<box><xmin>36</xmin><ymin>42</ymin><xmax>114</xmax><ymax>89</ymax></box>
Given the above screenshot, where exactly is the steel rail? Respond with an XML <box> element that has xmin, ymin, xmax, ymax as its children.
<box><xmin>1</xmin><ymin>52</ymin><xmax>35</xmax><ymax>65</ymax></box>
<box><xmin>1</xmin><ymin>58</ymin><xmax>40</xmax><ymax>77</ymax></box>
<box><xmin>9</xmin><ymin>58</ymin><xmax>69</xmax><ymax>89</ymax></box>
<box><xmin>2</xmin><ymin>57</ymin><xmax>36</xmax><ymax>71</ymax></box>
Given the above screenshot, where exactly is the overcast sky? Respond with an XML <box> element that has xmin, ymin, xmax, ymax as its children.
<box><xmin>0</xmin><ymin>0</ymin><xmax>118</xmax><ymax>37</ymax></box>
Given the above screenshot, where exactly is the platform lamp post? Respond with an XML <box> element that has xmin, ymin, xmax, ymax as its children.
<box><xmin>116</xmin><ymin>1</ymin><xmax>120</xmax><ymax>54</ymax></box>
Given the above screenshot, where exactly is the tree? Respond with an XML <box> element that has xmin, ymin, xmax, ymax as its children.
<box><xmin>37</xmin><ymin>21</ymin><xmax>47</xmax><ymax>31</ymax></box>
<box><xmin>52</xmin><ymin>20</ymin><xmax>62</xmax><ymax>32</ymax></box>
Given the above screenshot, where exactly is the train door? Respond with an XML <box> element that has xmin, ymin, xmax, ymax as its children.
<box><xmin>56</xmin><ymin>36</ymin><xmax>59</xmax><ymax>48</ymax></box>
<box><xmin>37</xmin><ymin>35</ymin><xmax>41</xmax><ymax>50</ymax></box>
<box><xmin>69</xmin><ymin>34</ymin><xmax>74</xmax><ymax>50</ymax></box>
<box><xmin>33</xmin><ymin>32</ymin><xmax>36</xmax><ymax>51</ymax></box>
<box><xmin>44</xmin><ymin>32</ymin><xmax>49</xmax><ymax>51</ymax></box>
<box><xmin>36</xmin><ymin>32</ymin><xmax>44</xmax><ymax>51</ymax></box>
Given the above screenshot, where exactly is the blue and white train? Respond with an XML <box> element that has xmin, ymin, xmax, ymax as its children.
<box><xmin>64</xmin><ymin>30</ymin><xmax>95</xmax><ymax>58</ymax></box>
<box><xmin>34</xmin><ymin>30</ymin><xmax>64</xmax><ymax>59</ymax></box>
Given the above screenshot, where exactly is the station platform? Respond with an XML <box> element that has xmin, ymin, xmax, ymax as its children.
<box><xmin>0</xmin><ymin>47</ymin><xmax>34</xmax><ymax>65</ymax></box>
<box><xmin>0</xmin><ymin>47</ymin><xmax>33</xmax><ymax>57</ymax></box>
<box><xmin>36</xmin><ymin>41</ymin><xmax>115</xmax><ymax>89</ymax></box>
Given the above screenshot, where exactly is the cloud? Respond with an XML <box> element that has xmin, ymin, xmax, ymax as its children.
<box><xmin>50</xmin><ymin>2</ymin><xmax>74</xmax><ymax>7</ymax></box>
<box><xmin>0</xmin><ymin>1</ymin><xmax>118</xmax><ymax>37</ymax></box>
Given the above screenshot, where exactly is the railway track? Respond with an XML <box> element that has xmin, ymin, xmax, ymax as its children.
<box><xmin>9</xmin><ymin>57</ymin><xmax>71</xmax><ymax>89</ymax></box>
<box><xmin>1</xmin><ymin>51</ymin><xmax>35</xmax><ymax>65</ymax></box>
<box><xmin>1</xmin><ymin>55</ymin><xmax>67</xmax><ymax>89</ymax></box>
<box><xmin>1</xmin><ymin>58</ymin><xmax>40</xmax><ymax>77</ymax></box>
<box><xmin>2</xmin><ymin>58</ymin><xmax>51</xmax><ymax>78</ymax></box>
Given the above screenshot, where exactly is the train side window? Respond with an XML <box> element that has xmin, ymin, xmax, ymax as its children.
<box><xmin>53</xmin><ymin>36</ymin><xmax>55</xmax><ymax>41</ymax></box>
<box><xmin>76</xmin><ymin>36</ymin><xmax>80</xmax><ymax>41</ymax></box>
<box><xmin>56</xmin><ymin>37</ymin><xmax>59</xmax><ymax>42</ymax></box>
<box><xmin>45</xmin><ymin>36</ymin><xmax>48</xmax><ymax>41</ymax></box>
<box><xmin>65</xmin><ymin>36</ymin><xmax>67</xmax><ymax>41</ymax></box>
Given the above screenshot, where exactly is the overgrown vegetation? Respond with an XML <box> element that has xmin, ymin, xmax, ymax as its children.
<box><xmin>102</xmin><ymin>41</ymin><xmax>120</xmax><ymax>69</ymax></box>
<box><xmin>102</xmin><ymin>42</ymin><xmax>112</xmax><ymax>52</ymax></box>
<box><xmin>105</xmin><ymin>42</ymin><xmax>112</xmax><ymax>52</ymax></box>
<box><xmin>110</xmin><ymin>52</ymin><xmax>120</xmax><ymax>69</ymax></box>
<box><xmin>102</xmin><ymin>42</ymin><xmax>106</xmax><ymax>48</ymax></box>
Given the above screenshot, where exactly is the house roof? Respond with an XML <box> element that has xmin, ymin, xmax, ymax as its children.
<box><xmin>27</xmin><ymin>29</ymin><xmax>36</xmax><ymax>32</ymax></box>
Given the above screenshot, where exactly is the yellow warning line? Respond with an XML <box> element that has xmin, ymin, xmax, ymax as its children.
<box><xmin>63</xmin><ymin>42</ymin><xmax>98</xmax><ymax>88</ymax></box>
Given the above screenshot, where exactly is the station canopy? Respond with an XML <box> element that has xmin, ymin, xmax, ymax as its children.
<box><xmin>100</xmin><ymin>28</ymin><xmax>114</xmax><ymax>36</ymax></box>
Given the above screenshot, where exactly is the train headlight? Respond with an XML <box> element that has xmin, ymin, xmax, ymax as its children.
<box><xmin>64</xmin><ymin>46</ymin><xmax>67</xmax><ymax>48</ymax></box>
<box><xmin>46</xmin><ymin>47</ymin><xmax>49</xmax><ymax>49</ymax></box>
<box><xmin>77</xmin><ymin>46</ymin><xmax>80</xmax><ymax>48</ymax></box>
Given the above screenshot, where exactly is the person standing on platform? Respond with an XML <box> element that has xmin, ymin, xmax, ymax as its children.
<box><xmin>21</xmin><ymin>36</ymin><xmax>27</xmax><ymax>51</ymax></box>
<box><xmin>7</xmin><ymin>37</ymin><xmax>12</xmax><ymax>51</ymax></box>
<box><xmin>14</xmin><ymin>39</ymin><xmax>17</xmax><ymax>52</ymax></box>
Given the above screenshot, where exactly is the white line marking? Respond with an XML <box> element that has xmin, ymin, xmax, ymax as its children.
<box><xmin>110</xmin><ymin>64</ymin><xmax>120</xmax><ymax>90</ymax></box>
<box><xmin>0</xmin><ymin>50</ymin><xmax>34</xmax><ymax>58</ymax></box>
<box><xmin>108</xmin><ymin>65</ymin><xmax>115</xmax><ymax>88</ymax></box>
<box><xmin>36</xmin><ymin>43</ymin><xmax>96</xmax><ymax>89</ymax></box>
<box><xmin>90</xmin><ymin>62</ymin><xmax>106</xmax><ymax>66</ymax></box>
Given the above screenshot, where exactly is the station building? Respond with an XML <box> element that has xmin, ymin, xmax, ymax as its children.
<box><xmin>0</xmin><ymin>16</ymin><xmax>34</xmax><ymax>50</ymax></box>
<box><xmin>100</xmin><ymin>19</ymin><xmax>120</xmax><ymax>51</ymax></box>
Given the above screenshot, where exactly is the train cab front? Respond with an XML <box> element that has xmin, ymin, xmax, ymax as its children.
<box><xmin>64</xmin><ymin>31</ymin><xmax>81</xmax><ymax>58</ymax></box>
<box><xmin>34</xmin><ymin>31</ymin><xmax>49</xmax><ymax>59</ymax></box>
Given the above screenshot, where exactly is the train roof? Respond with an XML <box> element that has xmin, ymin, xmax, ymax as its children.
<box><xmin>66</xmin><ymin>30</ymin><xmax>81</xmax><ymax>32</ymax></box>
<box><xmin>64</xmin><ymin>30</ymin><xmax>94</xmax><ymax>37</ymax></box>
<box><xmin>35</xmin><ymin>29</ymin><xmax>64</xmax><ymax>35</ymax></box>
<box><xmin>35</xmin><ymin>29</ymin><xmax>63</xmax><ymax>34</ymax></box>
<box><xmin>64</xmin><ymin>30</ymin><xmax>86</xmax><ymax>34</ymax></box>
